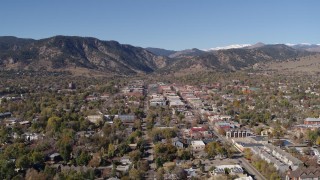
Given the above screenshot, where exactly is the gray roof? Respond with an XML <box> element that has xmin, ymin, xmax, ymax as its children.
<box><xmin>305</xmin><ymin>118</ymin><xmax>320</xmax><ymax>122</ymax></box>
<box><xmin>50</xmin><ymin>153</ymin><xmax>61</xmax><ymax>158</ymax></box>
<box><xmin>288</xmin><ymin>167</ymin><xmax>320</xmax><ymax>178</ymax></box>
<box><xmin>265</xmin><ymin>144</ymin><xmax>303</xmax><ymax>165</ymax></box>
<box><xmin>0</xmin><ymin>112</ymin><xmax>11</xmax><ymax>118</ymax></box>
<box><xmin>116</xmin><ymin>115</ymin><xmax>136</xmax><ymax>121</ymax></box>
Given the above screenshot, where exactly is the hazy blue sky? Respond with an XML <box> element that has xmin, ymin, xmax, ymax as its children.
<box><xmin>0</xmin><ymin>0</ymin><xmax>319</xmax><ymax>50</ymax></box>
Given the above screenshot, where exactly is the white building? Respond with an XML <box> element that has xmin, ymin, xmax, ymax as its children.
<box><xmin>250</xmin><ymin>143</ymin><xmax>303</xmax><ymax>173</ymax></box>
<box><xmin>191</xmin><ymin>140</ymin><xmax>205</xmax><ymax>152</ymax></box>
<box><xmin>226</xmin><ymin>130</ymin><xmax>253</xmax><ymax>138</ymax></box>
<box><xmin>87</xmin><ymin>115</ymin><xmax>103</xmax><ymax>124</ymax></box>
<box><xmin>211</xmin><ymin>165</ymin><xmax>246</xmax><ymax>176</ymax></box>
<box><xmin>149</xmin><ymin>96</ymin><xmax>166</xmax><ymax>107</ymax></box>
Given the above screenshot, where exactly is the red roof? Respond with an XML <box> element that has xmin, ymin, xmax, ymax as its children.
<box><xmin>190</xmin><ymin>127</ymin><xmax>206</xmax><ymax>132</ymax></box>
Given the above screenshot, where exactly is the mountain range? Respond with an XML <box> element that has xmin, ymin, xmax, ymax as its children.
<box><xmin>203</xmin><ymin>43</ymin><xmax>320</xmax><ymax>52</ymax></box>
<box><xmin>0</xmin><ymin>36</ymin><xmax>168</xmax><ymax>75</ymax></box>
<box><xmin>0</xmin><ymin>36</ymin><xmax>318</xmax><ymax>75</ymax></box>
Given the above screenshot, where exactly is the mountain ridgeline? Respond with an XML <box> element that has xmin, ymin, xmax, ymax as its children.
<box><xmin>0</xmin><ymin>36</ymin><xmax>317</xmax><ymax>75</ymax></box>
<box><xmin>0</xmin><ymin>36</ymin><xmax>168</xmax><ymax>75</ymax></box>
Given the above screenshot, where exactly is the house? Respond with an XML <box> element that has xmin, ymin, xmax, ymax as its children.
<box><xmin>184</xmin><ymin>168</ymin><xmax>197</xmax><ymax>179</ymax></box>
<box><xmin>160</xmin><ymin>137</ymin><xmax>185</xmax><ymax>148</ymax></box>
<box><xmin>248</xmin><ymin>136</ymin><xmax>268</xmax><ymax>144</ymax></box>
<box><xmin>49</xmin><ymin>153</ymin><xmax>62</xmax><ymax>162</ymax></box>
<box><xmin>173</xmin><ymin>140</ymin><xmax>184</xmax><ymax>148</ymax></box>
<box><xmin>187</xmin><ymin>98</ymin><xmax>203</xmax><ymax>108</ymax></box>
<box><xmin>0</xmin><ymin>112</ymin><xmax>11</xmax><ymax>119</ymax></box>
<box><xmin>191</xmin><ymin>140</ymin><xmax>205</xmax><ymax>152</ymax></box>
<box><xmin>233</xmin><ymin>141</ymin><xmax>263</xmax><ymax>152</ymax></box>
<box><xmin>100</xmin><ymin>93</ymin><xmax>110</xmax><ymax>100</ymax></box>
<box><xmin>189</xmin><ymin>127</ymin><xmax>213</xmax><ymax>139</ymax></box>
<box><xmin>211</xmin><ymin>165</ymin><xmax>245</xmax><ymax>176</ymax></box>
<box><xmin>286</xmin><ymin>167</ymin><xmax>320</xmax><ymax>180</ymax></box>
<box><xmin>169</xmin><ymin>100</ymin><xmax>185</xmax><ymax>108</ymax></box>
<box><xmin>149</xmin><ymin>96</ymin><xmax>166</xmax><ymax>107</ymax></box>
<box><xmin>260</xmin><ymin>129</ymin><xmax>272</xmax><ymax>136</ymax></box>
<box><xmin>129</xmin><ymin>144</ymin><xmax>137</xmax><ymax>150</ymax></box>
<box><xmin>116</xmin><ymin>165</ymin><xmax>129</xmax><ymax>172</ymax></box>
<box><xmin>208</xmin><ymin>115</ymin><xmax>232</xmax><ymax>122</ymax></box>
<box><xmin>183</xmin><ymin>111</ymin><xmax>193</xmax><ymax>117</ymax></box>
<box><xmin>190</xmin><ymin>127</ymin><xmax>206</xmax><ymax>138</ymax></box>
<box><xmin>24</xmin><ymin>133</ymin><xmax>42</xmax><ymax>141</ymax></box>
<box><xmin>182</xmin><ymin>129</ymin><xmax>191</xmax><ymax>138</ymax></box>
<box><xmin>164</xmin><ymin>173</ymin><xmax>178</xmax><ymax>180</ymax></box>
<box><xmin>214</xmin><ymin>121</ymin><xmax>239</xmax><ymax>132</ymax></box>
<box><xmin>86</xmin><ymin>95</ymin><xmax>99</xmax><ymax>101</ymax></box>
<box><xmin>171</xmin><ymin>137</ymin><xmax>185</xmax><ymax>148</ymax></box>
<box><xmin>120</xmin><ymin>156</ymin><xmax>132</xmax><ymax>165</ymax></box>
<box><xmin>304</xmin><ymin>117</ymin><xmax>320</xmax><ymax>125</ymax></box>
<box><xmin>19</xmin><ymin>121</ymin><xmax>31</xmax><ymax>126</ymax></box>
<box><xmin>159</xmin><ymin>85</ymin><xmax>173</xmax><ymax>94</ymax></box>
<box><xmin>87</xmin><ymin>115</ymin><xmax>103</xmax><ymax>124</ymax></box>
<box><xmin>104</xmin><ymin>115</ymin><xmax>114</xmax><ymax>124</ymax></box>
<box><xmin>5</xmin><ymin>118</ymin><xmax>19</xmax><ymax>126</ymax></box>
<box><xmin>115</xmin><ymin>115</ymin><xmax>136</xmax><ymax>124</ymax></box>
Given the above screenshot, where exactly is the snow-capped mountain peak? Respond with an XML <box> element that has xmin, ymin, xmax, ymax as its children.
<box><xmin>288</xmin><ymin>43</ymin><xmax>320</xmax><ymax>52</ymax></box>
<box><xmin>286</xmin><ymin>43</ymin><xmax>317</xmax><ymax>46</ymax></box>
<box><xmin>206</xmin><ymin>44</ymin><xmax>251</xmax><ymax>51</ymax></box>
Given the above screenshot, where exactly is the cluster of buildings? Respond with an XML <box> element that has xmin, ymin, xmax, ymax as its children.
<box><xmin>252</xmin><ymin>144</ymin><xmax>303</xmax><ymax>173</ymax></box>
<box><xmin>122</xmin><ymin>80</ymin><xmax>145</xmax><ymax>98</ymax></box>
<box><xmin>0</xmin><ymin>115</ymin><xmax>44</xmax><ymax>144</ymax></box>
<box><xmin>147</xmin><ymin>82</ymin><xmax>258</xmax><ymax>179</ymax></box>
<box><xmin>5</xmin><ymin>78</ymin><xmax>318</xmax><ymax>179</ymax></box>
<box><xmin>303</xmin><ymin>117</ymin><xmax>320</xmax><ymax>126</ymax></box>
<box><xmin>211</xmin><ymin>165</ymin><xmax>253</xmax><ymax>180</ymax></box>
<box><xmin>149</xmin><ymin>94</ymin><xmax>166</xmax><ymax>107</ymax></box>
<box><xmin>294</xmin><ymin>117</ymin><xmax>320</xmax><ymax>135</ymax></box>
<box><xmin>148</xmin><ymin>84</ymin><xmax>186</xmax><ymax>110</ymax></box>
<box><xmin>226</xmin><ymin>130</ymin><xmax>253</xmax><ymax>138</ymax></box>
<box><xmin>87</xmin><ymin>113</ymin><xmax>137</xmax><ymax>125</ymax></box>
<box><xmin>85</xmin><ymin>93</ymin><xmax>110</xmax><ymax>101</ymax></box>
<box><xmin>286</xmin><ymin>167</ymin><xmax>320</xmax><ymax>180</ymax></box>
<box><xmin>232</xmin><ymin>137</ymin><xmax>303</xmax><ymax>173</ymax></box>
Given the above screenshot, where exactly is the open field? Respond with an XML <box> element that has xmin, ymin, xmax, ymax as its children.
<box><xmin>262</xmin><ymin>54</ymin><xmax>320</xmax><ymax>74</ymax></box>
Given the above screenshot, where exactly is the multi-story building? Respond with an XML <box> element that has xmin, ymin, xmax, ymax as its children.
<box><xmin>226</xmin><ymin>130</ymin><xmax>253</xmax><ymax>138</ymax></box>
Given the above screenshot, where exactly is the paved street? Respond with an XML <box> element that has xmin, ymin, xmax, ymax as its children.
<box><xmin>142</xmin><ymin>84</ymin><xmax>266</xmax><ymax>180</ymax></box>
<box><xmin>209</xmin><ymin>120</ymin><xmax>267</xmax><ymax>180</ymax></box>
<box><xmin>142</xmin><ymin>91</ymin><xmax>156</xmax><ymax>179</ymax></box>
<box><xmin>239</xmin><ymin>157</ymin><xmax>267</xmax><ymax>180</ymax></box>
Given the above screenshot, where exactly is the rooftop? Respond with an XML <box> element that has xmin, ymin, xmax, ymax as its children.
<box><xmin>305</xmin><ymin>117</ymin><xmax>320</xmax><ymax>122</ymax></box>
<box><xmin>191</xmin><ymin>140</ymin><xmax>205</xmax><ymax>146</ymax></box>
<box><xmin>288</xmin><ymin>167</ymin><xmax>320</xmax><ymax>178</ymax></box>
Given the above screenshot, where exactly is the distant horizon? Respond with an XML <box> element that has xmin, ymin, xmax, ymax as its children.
<box><xmin>1</xmin><ymin>35</ymin><xmax>319</xmax><ymax>51</ymax></box>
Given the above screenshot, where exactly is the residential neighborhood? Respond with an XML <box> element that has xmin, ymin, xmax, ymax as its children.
<box><xmin>0</xmin><ymin>70</ymin><xmax>320</xmax><ymax>179</ymax></box>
